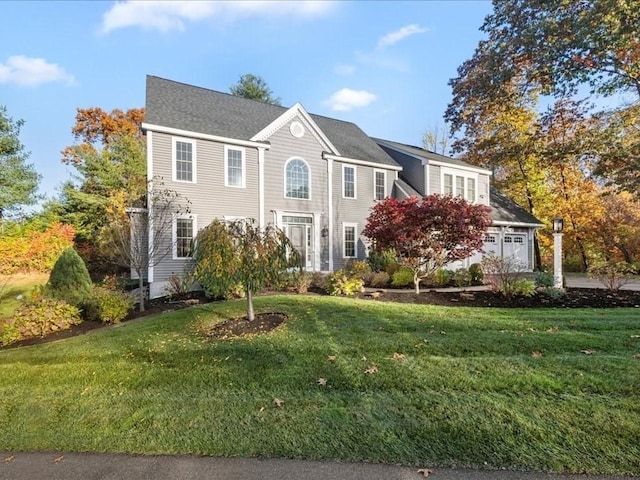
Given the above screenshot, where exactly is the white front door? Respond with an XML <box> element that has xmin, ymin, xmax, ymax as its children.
<box><xmin>283</xmin><ymin>215</ymin><xmax>313</xmax><ymax>270</ymax></box>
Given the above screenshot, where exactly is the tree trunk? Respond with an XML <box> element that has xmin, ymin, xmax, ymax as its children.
<box><xmin>138</xmin><ymin>274</ymin><xmax>145</xmax><ymax>312</ymax></box>
<box><xmin>414</xmin><ymin>272</ymin><xmax>421</xmax><ymax>294</ymax></box>
<box><xmin>246</xmin><ymin>288</ymin><xmax>254</xmax><ymax>321</ymax></box>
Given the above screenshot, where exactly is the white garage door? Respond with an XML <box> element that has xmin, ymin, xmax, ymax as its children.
<box><xmin>503</xmin><ymin>234</ymin><xmax>527</xmax><ymax>266</ymax></box>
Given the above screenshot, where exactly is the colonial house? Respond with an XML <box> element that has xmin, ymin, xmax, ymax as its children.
<box><xmin>140</xmin><ymin>76</ymin><xmax>543</xmax><ymax>298</ymax></box>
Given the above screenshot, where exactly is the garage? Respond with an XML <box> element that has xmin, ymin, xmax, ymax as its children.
<box><xmin>503</xmin><ymin>233</ymin><xmax>528</xmax><ymax>266</ymax></box>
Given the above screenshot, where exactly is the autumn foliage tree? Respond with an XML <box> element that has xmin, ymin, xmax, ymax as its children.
<box><xmin>363</xmin><ymin>195</ymin><xmax>491</xmax><ymax>293</ymax></box>
<box><xmin>193</xmin><ymin>219</ymin><xmax>300</xmax><ymax>321</ymax></box>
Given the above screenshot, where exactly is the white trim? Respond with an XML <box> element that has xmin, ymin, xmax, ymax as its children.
<box><xmin>142</xmin><ymin>123</ymin><xmax>271</xmax><ymax>150</ymax></box>
<box><xmin>323</xmin><ymin>153</ymin><xmax>402</xmax><ymax>171</ymax></box>
<box><xmin>250</xmin><ymin>104</ymin><xmax>340</xmax><ymax>155</ymax></box>
<box><xmin>284</xmin><ymin>157</ymin><xmax>311</xmax><ymax>200</ymax></box>
<box><xmin>224</xmin><ymin>145</ymin><xmax>246</xmax><ymax>188</ymax></box>
<box><xmin>172</xmin><ymin>214</ymin><xmax>197</xmax><ymax>260</ymax></box>
<box><xmin>441</xmin><ymin>167</ymin><xmax>477</xmax><ymax>202</ymax></box>
<box><xmin>375</xmin><ymin>139</ymin><xmax>491</xmax><ymax>175</ymax></box>
<box><xmin>395</xmin><ymin>181</ymin><xmax>412</xmax><ymax>199</ymax></box>
<box><xmin>342</xmin><ymin>164</ymin><xmax>357</xmax><ymax>199</ymax></box>
<box><xmin>342</xmin><ymin>222</ymin><xmax>358</xmax><ymax>259</ymax></box>
<box><xmin>327</xmin><ymin>159</ymin><xmax>334</xmax><ymax>271</ymax></box>
<box><xmin>172</xmin><ymin>136</ymin><xmax>197</xmax><ymax>183</ymax></box>
<box><xmin>146</xmin><ymin>131</ymin><xmax>154</xmax><ymax>283</ymax></box>
<box><xmin>373</xmin><ymin>168</ymin><xmax>386</xmax><ymax>200</ymax></box>
<box><xmin>258</xmin><ymin>147</ymin><xmax>265</xmax><ymax>228</ymax></box>
<box><xmin>492</xmin><ymin>221</ymin><xmax>545</xmax><ymax>228</ymax></box>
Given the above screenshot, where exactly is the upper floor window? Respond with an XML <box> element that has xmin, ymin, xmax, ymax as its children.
<box><xmin>442</xmin><ymin>170</ymin><xmax>477</xmax><ymax>202</ymax></box>
<box><xmin>374</xmin><ymin>170</ymin><xmax>386</xmax><ymax>200</ymax></box>
<box><xmin>343</xmin><ymin>165</ymin><xmax>356</xmax><ymax>199</ymax></box>
<box><xmin>173</xmin><ymin>138</ymin><xmax>196</xmax><ymax>183</ymax></box>
<box><xmin>285</xmin><ymin>158</ymin><xmax>310</xmax><ymax>199</ymax></box>
<box><xmin>225</xmin><ymin>146</ymin><xmax>245</xmax><ymax>188</ymax></box>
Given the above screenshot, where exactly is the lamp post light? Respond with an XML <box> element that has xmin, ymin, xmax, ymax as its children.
<box><xmin>552</xmin><ymin>218</ymin><xmax>564</xmax><ymax>289</ymax></box>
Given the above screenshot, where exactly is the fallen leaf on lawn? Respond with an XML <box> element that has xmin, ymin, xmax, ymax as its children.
<box><xmin>4</xmin><ymin>455</ymin><xmax>15</xmax><ymax>463</ymax></box>
<box><xmin>527</xmin><ymin>328</ymin><xmax>536</xmax><ymax>332</ymax></box>
<box><xmin>531</xmin><ymin>351</ymin><xmax>543</xmax><ymax>359</ymax></box>
<box><xmin>259</xmin><ymin>407</ymin><xmax>265</xmax><ymax>412</ymax></box>
<box><xmin>440</xmin><ymin>331</ymin><xmax>447</xmax><ymax>335</ymax></box>
<box><xmin>361</xmin><ymin>355</ymin><xmax>367</xmax><ymax>362</ymax></box>
<box><xmin>631</xmin><ymin>335</ymin><xmax>640</xmax><ymax>338</ymax></box>
<box><xmin>392</xmin><ymin>352</ymin><xmax>406</xmax><ymax>360</ymax></box>
<box><xmin>364</xmin><ymin>364</ymin><xmax>378</xmax><ymax>374</ymax></box>
<box><xmin>581</xmin><ymin>349</ymin><xmax>596</xmax><ymax>355</ymax></box>
<box><xmin>327</xmin><ymin>355</ymin><xmax>337</xmax><ymax>362</ymax></box>
<box><xmin>633</xmin><ymin>353</ymin><xmax>640</xmax><ymax>359</ymax></box>
<box><xmin>53</xmin><ymin>456</ymin><xmax>64</xmax><ymax>463</ymax></box>
<box><xmin>317</xmin><ymin>378</ymin><xmax>327</xmax><ymax>386</ymax></box>
<box><xmin>273</xmin><ymin>398</ymin><xmax>284</xmax><ymax>408</ymax></box>
<box><xmin>417</xmin><ymin>468</ymin><xmax>433</xmax><ymax>477</ymax></box>
<box><xmin>546</xmin><ymin>326</ymin><xmax>559</xmax><ymax>333</ymax></box>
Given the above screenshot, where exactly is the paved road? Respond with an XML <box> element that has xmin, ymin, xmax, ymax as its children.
<box><xmin>0</xmin><ymin>452</ymin><xmax>637</xmax><ymax>480</ymax></box>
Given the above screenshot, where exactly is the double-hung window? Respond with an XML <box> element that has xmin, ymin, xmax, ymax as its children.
<box><xmin>174</xmin><ymin>215</ymin><xmax>196</xmax><ymax>259</ymax></box>
<box><xmin>225</xmin><ymin>146</ymin><xmax>245</xmax><ymax>188</ymax></box>
<box><xmin>343</xmin><ymin>223</ymin><xmax>357</xmax><ymax>258</ymax></box>
<box><xmin>374</xmin><ymin>169</ymin><xmax>386</xmax><ymax>200</ymax></box>
<box><xmin>343</xmin><ymin>165</ymin><xmax>356</xmax><ymax>199</ymax></box>
<box><xmin>173</xmin><ymin>138</ymin><xmax>195</xmax><ymax>183</ymax></box>
<box><xmin>442</xmin><ymin>169</ymin><xmax>477</xmax><ymax>202</ymax></box>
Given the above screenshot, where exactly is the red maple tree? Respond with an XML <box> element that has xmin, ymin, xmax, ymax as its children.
<box><xmin>363</xmin><ymin>195</ymin><xmax>491</xmax><ymax>293</ymax></box>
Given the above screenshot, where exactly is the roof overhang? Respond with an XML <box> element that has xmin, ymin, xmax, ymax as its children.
<box><xmin>142</xmin><ymin>123</ymin><xmax>271</xmax><ymax>150</ymax></box>
<box><xmin>492</xmin><ymin>220</ymin><xmax>545</xmax><ymax>228</ymax></box>
<box><xmin>323</xmin><ymin>153</ymin><xmax>402</xmax><ymax>171</ymax></box>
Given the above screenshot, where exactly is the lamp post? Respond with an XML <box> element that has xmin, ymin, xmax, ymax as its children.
<box><xmin>552</xmin><ymin>218</ymin><xmax>564</xmax><ymax>289</ymax></box>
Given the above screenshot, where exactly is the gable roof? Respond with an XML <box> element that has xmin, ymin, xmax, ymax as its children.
<box><xmin>373</xmin><ymin>138</ymin><xmax>543</xmax><ymax>227</ymax></box>
<box><xmin>374</xmin><ymin>138</ymin><xmax>491</xmax><ymax>174</ymax></box>
<box><xmin>145</xmin><ymin>75</ymin><xmax>399</xmax><ymax>168</ymax></box>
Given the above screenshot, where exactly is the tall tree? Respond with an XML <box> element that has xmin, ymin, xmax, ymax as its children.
<box><xmin>422</xmin><ymin>122</ymin><xmax>451</xmax><ymax>155</ymax></box>
<box><xmin>0</xmin><ymin>106</ymin><xmax>41</xmax><ymax>226</ymax></box>
<box><xmin>363</xmin><ymin>195</ymin><xmax>491</xmax><ymax>294</ymax></box>
<box><xmin>229</xmin><ymin>74</ymin><xmax>281</xmax><ymax>105</ymax></box>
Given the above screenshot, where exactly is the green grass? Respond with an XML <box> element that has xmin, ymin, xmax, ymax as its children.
<box><xmin>0</xmin><ymin>273</ymin><xmax>49</xmax><ymax>319</ymax></box>
<box><xmin>1</xmin><ymin>295</ymin><xmax>639</xmax><ymax>474</ymax></box>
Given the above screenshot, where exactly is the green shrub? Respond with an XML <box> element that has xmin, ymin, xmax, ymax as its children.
<box><xmin>367</xmin><ymin>249</ymin><xmax>397</xmax><ymax>273</ymax></box>
<box><xmin>1</xmin><ymin>297</ymin><xmax>81</xmax><ymax>346</ymax></box>
<box><xmin>481</xmin><ymin>254</ymin><xmax>529</xmax><ymax>297</ymax></box>
<box><xmin>370</xmin><ymin>271</ymin><xmax>390</xmax><ymax>288</ymax></box>
<box><xmin>433</xmin><ymin>268</ymin><xmax>453</xmax><ymax>287</ymax></box>
<box><xmin>512</xmin><ymin>279</ymin><xmax>536</xmax><ymax>297</ymax></box>
<box><xmin>468</xmin><ymin>263</ymin><xmax>483</xmax><ymax>284</ymax></box>
<box><xmin>346</xmin><ymin>260</ymin><xmax>373</xmax><ymax>283</ymax></box>
<box><xmin>47</xmin><ymin>247</ymin><xmax>92</xmax><ymax>307</ymax></box>
<box><xmin>542</xmin><ymin>287</ymin><xmax>566</xmax><ymax>300</ymax></box>
<box><xmin>391</xmin><ymin>267</ymin><xmax>414</xmax><ymax>287</ymax></box>
<box><xmin>87</xmin><ymin>286</ymin><xmax>134</xmax><ymax>324</ymax></box>
<box><xmin>385</xmin><ymin>260</ymin><xmax>401</xmax><ymax>277</ymax></box>
<box><xmin>535</xmin><ymin>270</ymin><xmax>555</xmax><ymax>289</ymax></box>
<box><xmin>310</xmin><ymin>272</ymin><xmax>329</xmax><ymax>291</ymax></box>
<box><xmin>588</xmin><ymin>261</ymin><xmax>635</xmax><ymax>291</ymax></box>
<box><xmin>453</xmin><ymin>268</ymin><xmax>472</xmax><ymax>287</ymax></box>
<box><xmin>292</xmin><ymin>271</ymin><xmax>312</xmax><ymax>294</ymax></box>
<box><xmin>326</xmin><ymin>270</ymin><xmax>364</xmax><ymax>296</ymax></box>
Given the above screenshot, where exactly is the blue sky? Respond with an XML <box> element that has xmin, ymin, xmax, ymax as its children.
<box><xmin>1</xmin><ymin>0</ymin><xmax>494</xmax><ymax>204</ymax></box>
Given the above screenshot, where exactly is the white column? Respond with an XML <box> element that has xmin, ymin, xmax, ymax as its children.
<box><xmin>553</xmin><ymin>232</ymin><xmax>564</xmax><ymax>289</ymax></box>
<box><xmin>327</xmin><ymin>158</ymin><xmax>334</xmax><ymax>271</ymax></box>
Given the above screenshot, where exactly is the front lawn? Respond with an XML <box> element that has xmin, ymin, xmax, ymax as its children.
<box><xmin>1</xmin><ymin>295</ymin><xmax>639</xmax><ymax>474</ymax></box>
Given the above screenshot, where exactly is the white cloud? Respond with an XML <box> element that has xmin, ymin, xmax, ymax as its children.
<box><xmin>378</xmin><ymin>24</ymin><xmax>428</xmax><ymax>48</ymax></box>
<box><xmin>0</xmin><ymin>56</ymin><xmax>75</xmax><ymax>87</ymax></box>
<box><xmin>333</xmin><ymin>64</ymin><xmax>356</xmax><ymax>76</ymax></box>
<box><xmin>101</xmin><ymin>0</ymin><xmax>335</xmax><ymax>34</ymax></box>
<box><xmin>324</xmin><ymin>88</ymin><xmax>376</xmax><ymax>112</ymax></box>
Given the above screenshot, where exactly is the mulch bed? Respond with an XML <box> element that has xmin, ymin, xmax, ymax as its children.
<box><xmin>4</xmin><ymin>287</ymin><xmax>639</xmax><ymax>349</ymax></box>
<box><xmin>358</xmin><ymin>287</ymin><xmax>640</xmax><ymax>308</ymax></box>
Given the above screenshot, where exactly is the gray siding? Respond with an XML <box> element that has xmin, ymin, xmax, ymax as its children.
<box><xmin>428</xmin><ymin>164</ymin><xmax>440</xmax><ymax>195</ymax></box>
<box><xmin>151</xmin><ymin>132</ymin><xmax>260</xmax><ymax>283</ymax></box>
<box><xmin>478</xmin><ymin>173</ymin><xmax>490</xmax><ymax>206</ymax></box>
<box><xmin>379</xmin><ymin>145</ymin><xmax>424</xmax><ymax>193</ymax></box>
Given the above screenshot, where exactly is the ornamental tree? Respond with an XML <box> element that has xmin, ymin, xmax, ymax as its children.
<box><xmin>363</xmin><ymin>195</ymin><xmax>491</xmax><ymax>293</ymax></box>
<box><xmin>193</xmin><ymin>219</ymin><xmax>300</xmax><ymax>321</ymax></box>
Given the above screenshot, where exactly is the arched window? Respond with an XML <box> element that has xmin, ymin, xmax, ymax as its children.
<box><xmin>285</xmin><ymin>158</ymin><xmax>310</xmax><ymax>199</ymax></box>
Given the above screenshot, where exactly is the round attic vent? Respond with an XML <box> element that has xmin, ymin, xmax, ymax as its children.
<box><xmin>290</xmin><ymin>121</ymin><xmax>305</xmax><ymax>138</ymax></box>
